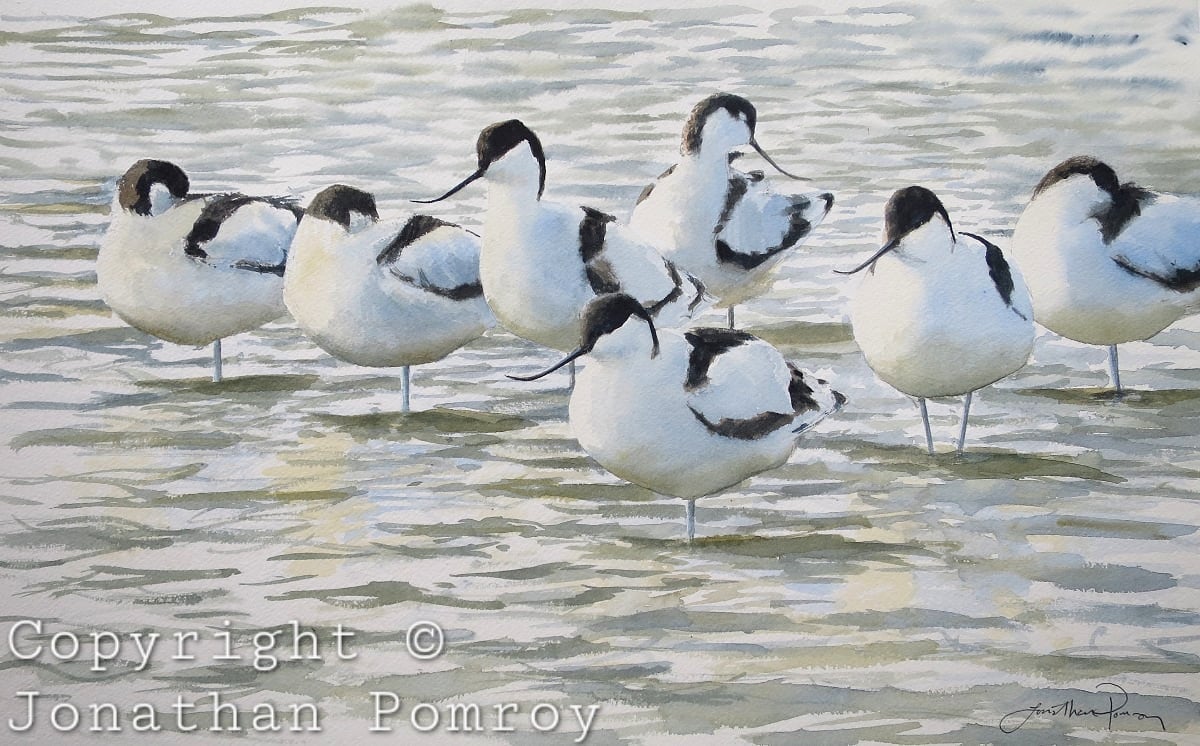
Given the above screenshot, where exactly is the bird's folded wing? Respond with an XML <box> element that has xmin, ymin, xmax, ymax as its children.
<box><xmin>685</xmin><ymin>331</ymin><xmax>794</xmax><ymax>428</ymax></box>
<box><xmin>189</xmin><ymin>194</ymin><xmax>300</xmax><ymax>271</ymax></box>
<box><xmin>588</xmin><ymin>217</ymin><xmax>687</xmax><ymax>311</ymax></box>
<box><xmin>716</xmin><ymin>172</ymin><xmax>817</xmax><ymax>269</ymax></box>
<box><xmin>375</xmin><ymin>217</ymin><xmax>484</xmax><ymax>300</ymax></box>
<box><xmin>1110</xmin><ymin>196</ymin><xmax>1200</xmax><ymax>293</ymax></box>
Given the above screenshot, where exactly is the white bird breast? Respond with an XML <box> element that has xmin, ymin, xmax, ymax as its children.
<box><xmin>569</xmin><ymin>331</ymin><xmax>800</xmax><ymax>500</ymax></box>
<box><xmin>850</xmin><ymin>234</ymin><xmax>1034</xmax><ymax>398</ymax></box>
<box><xmin>480</xmin><ymin>201</ymin><xmax>596</xmax><ymax>352</ymax></box>
<box><xmin>99</xmin><ymin>201</ymin><xmax>289</xmax><ymax>346</ymax></box>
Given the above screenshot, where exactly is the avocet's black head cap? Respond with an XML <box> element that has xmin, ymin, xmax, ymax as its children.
<box><xmin>477</xmin><ymin>119</ymin><xmax>546</xmax><ymax>194</ymax></box>
<box><xmin>683</xmin><ymin>93</ymin><xmax>757</xmax><ymax>154</ymax></box>
<box><xmin>307</xmin><ymin>184</ymin><xmax>379</xmax><ymax>229</ymax></box>
<box><xmin>884</xmin><ymin>185</ymin><xmax>953</xmax><ymax>244</ymax></box>
<box><xmin>117</xmin><ymin>159</ymin><xmax>189</xmax><ymax>215</ymax></box>
<box><xmin>415</xmin><ymin>119</ymin><xmax>547</xmax><ymax>204</ymax></box>
<box><xmin>506</xmin><ymin>293</ymin><xmax>659</xmax><ymax>382</ymax></box>
<box><xmin>578</xmin><ymin>292</ymin><xmax>659</xmax><ymax>356</ymax></box>
<box><xmin>1032</xmin><ymin>155</ymin><xmax>1120</xmax><ymax>199</ymax></box>
<box><xmin>835</xmin><ymin>185</ymin><xmax>953</xmax><ymax>275</ymax></box>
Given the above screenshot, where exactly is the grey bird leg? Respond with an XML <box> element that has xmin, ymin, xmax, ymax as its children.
<box><xmin>955</xmin><ymin>390</ymin><xmax>973</xmax><ymax>456</ymax></box>
<box><xmin>918</xmin><ymin>398</ymin><xmax>934</xmax><ymax>455</ymax></box>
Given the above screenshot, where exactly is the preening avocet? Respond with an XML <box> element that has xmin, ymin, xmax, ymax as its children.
<box><xmin>839</xmin><ymin>186</ymin><xmax>1034</xmax><ymax>455</ymax></box>
<box><xmin>629</xmin><ymin>93</ymin><xmax>834</xmax><ymax>329</ymax></box>
<box><xmin>415</xmin><ymin>120</ymin><xmax>707</xmax><ymax>363</ymax></box>
<box><xmin>98</xmin><ymin>159</ymin><xmax>302</xmax><ymax>382</ymax></box>
<box><xmin>284</xmin><ymin>185</ymin><xmax>494</xmax><ymax>411</ymax></box>
<box><xmin>508</xmin><ymin>293</ymin><xmax>845</xmax><ymax>542</ymax></box>
<box><xmin>1011</xmin><ymin>156</ymin><xmax>1200</xmax><ymax>392</ymax></box>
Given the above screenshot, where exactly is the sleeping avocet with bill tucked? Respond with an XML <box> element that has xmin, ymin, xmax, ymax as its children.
<box><xmin>284</xmin><ymin>184</ymin><xmax>494</xmax><ymax>411</ymax></box>
<box><xmin>1011</xmin><ymin>155</ymin><xmax>1200</xmax><ymax>393</ymax></box>
<box><xmin>98</xmin><ymin>159</ymin><xmax>302</xmax><ymax>382</ymax></box>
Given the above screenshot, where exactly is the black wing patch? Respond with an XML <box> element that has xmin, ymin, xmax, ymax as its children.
<box><xmin>689</xmin><ymin>361</ymin><xmax>828</xmax><ymax>440</ymax></box>
<box><xmin>644</xmin><ymin>261</ymin><xmax>706</xmax><ymax>317</ymax></box>
<box><xmin>1094</xmin><ymin>184</ymin><xmax>1155</xmax><ymax>244</ymax></box>
<box><xmin>714</xmin><ymin>174</ymin><xmax>750</xmax><ymax>239</ymax></box>
<box><xmin>184</xmin><ymin>193</ymin><xmax>302</xmax><ymax>261</ymax></box>
<box><xmin>577</xmin><ymin>205</ymin><xmax>704</xmax><ymax>314</ymax></box>
<box><xmin>685</xmin><ymin>274</ymin><xmax>706</xmax><ymax>313</ymax></box>
<box><xmin>688</xmin><ymin>407</ymin><xmax>792</xmax><ymax>441</ymax></box>
<box><xmin>984</xmin><ymin>243</ymin><xmax>1016</xmax><ymax>308</ymax></box>
<box><xmin>579</xmin><ymin>206</ymin><xmax>615</xmax><ymax>263</ymax></box>
<box><xmin>786</xmin><ymin>363</ymin><xmax>820</xmax><ymax>414</ymax></box>
<box><xmin>1113</xmin><ymin>255</ymin><xmax>1200</xmax><ymax>293</ymax></box>
<box><xmin>230</xmin><ymin>259</ymin><xmax>286</xmax><ymax>277</ymax></box>
<box><xmin>579</xmin><ymin>206</ymin><xmax>622</xmax><ymax>295</ymax></box>
<box><xmin>714</xmin><ymin>176</ymin><xmax>812</xmax><ymax>270</ymax></box>
<box><xmin>377</xmin><ymin>215</ymin><xmax>453</xmax><ymax>266</ymax></box>
<box><xmin>388</xmin><ymin>268</ymin><xmax>483</xmax><ymax>300</ymax></box>
<box><xmin>585</xmin><ymin>261</ymin><xmax>621</xmax><ymax>296</ymax></box>
<box><xmin>683</xmin><ymin>327</ymin><xmax>756</xmax><ymax>390</ymax></box>
<box><xmin>380</xmin><ymin>216</ymin><xmax>483</xmax><ymax>300</ymax></box>
<box><xmin>960</xmin><ymin>231</ymin><xmax>1028</xmax><ymax>320</ymax></box>
<box><xmin>183</xmin><ymin>195</ymin><xmax>255</xmax><ymax>260</ymax></box>
<box><xmin>685</xmin><ymin>336</ymin><xmax>821</xmax><ymax>441</ymax></box>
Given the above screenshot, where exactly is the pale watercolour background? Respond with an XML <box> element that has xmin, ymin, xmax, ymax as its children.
<box><xmin>1</xmin><ymin>1</ymin><xmax>1199</xmax><ymax>743</ymax></box>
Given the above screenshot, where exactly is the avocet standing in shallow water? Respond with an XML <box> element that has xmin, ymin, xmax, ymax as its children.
<box><xmin>416</xmin><ymin>120</ymin><xmax>707</xmax><ymax>363</ymax></box>
<box><xmin>1011</xmin><ymin>156</ymin><xmax>1200</xmax><ymax>392</ymax></box>
<box><xmin>630</xmin><ymin>93</ymin><xmax>835</xmax><ymax>328</ymax></box>
<box><xmin>509</xmin><ymin>293</ymin><xmax>845</xmax><ymax>542</ymax></box>
<box><xmin>284</xmin><ymin>185</ymin><xmax>493</xmax><ymax>411</ymax></box>
<box><xmin>840</xmin><ymin>186</ymin><xmax>1034</xmax><ymax>455</ymax></box>
<box><xmin>98</xmin><ymin>159</ymin><xmax>302</xmax><ymax>382</ymax></box>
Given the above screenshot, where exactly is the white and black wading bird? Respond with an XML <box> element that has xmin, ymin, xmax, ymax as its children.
<box><xmin>415</xmin><ymin>120</ymin><xmax>708</xmax><ymax>383</ymax></box>
<box><xmin>509</xmin><ymin>293</ymin><xmax>845</xmax><ymax>542</ymax></box>
<box><xmin>630</xmin><ymin>93</ymin><xmax>834</xmax><ymax>329</ymax></box>
<box><xmin>284</xmin><ymin>185</ymin><xmax>494</xmax><ymax>411</ymax></box>
<box><xmin>98</xmin><ymin>159</ymin><xmax>302</xmax><ymax>382</ymax></box>
<box><xmin>1011</xmin><ymin>155</ymin><xmax>1200</xmax><ymax>393</ymax></box>
<box><xmin>840</xmin><ymin>186</ymin><xmax>1034</xmax><ymax>455</ymax></box>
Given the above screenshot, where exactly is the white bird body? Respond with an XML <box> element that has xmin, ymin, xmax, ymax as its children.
<box><xmin>851</xmin><ymin>221</ymin><xmax>1035</xmax><ymax>398</ymax></box>
<box><xmin>98</xmin><ymin>160</ymin><xmax>298</xmax><ymax>349</ymax></box>
<box><xmin>510</xmin><ymin>293</ymin><xmax>843</xmax><ymax>539</ymax></box>
<box><xmin>421</xmin><ymin>120</ymin><xmax>706</xmax><ymax>353</ymax></box>
<box><xmin>1012</xmin><ymin>166</ymin><xmax>1200</xmax><ymax>346</ymax></box>
<box><xmin>630</xmin><ymin>94</ymin><xmax>834</xmax><ymax>312</ymax></box>
<box><xmin>843</xmin><ymin>186</ymin><xmax>1033</xmax><ymax>453</ymax></box>
<box><xmin>480</xmin><ymin>185</ymin><xmax>598</xmax><ymax>352</ymax></box>
<box><xmin>285</xmin><ymin>185</ymin><xmax>492</xmax><ymax>369</ymax></box>
<box><xmin>572</xmin><ymin>326</ymin><xmax>829</xmax><ymax>499</ymax></box>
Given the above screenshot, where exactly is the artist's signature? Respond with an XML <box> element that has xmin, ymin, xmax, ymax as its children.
<box><xmin>1000</xmin><ymin>682</ymin><xmax>1166</xmax><ymax>734</ymax></box>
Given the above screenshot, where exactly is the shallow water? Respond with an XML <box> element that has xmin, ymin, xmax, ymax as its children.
<box><xmin>1</xmin><ymin>2</ymin><xmax>1199</xmax><ymax>743</ymax></box>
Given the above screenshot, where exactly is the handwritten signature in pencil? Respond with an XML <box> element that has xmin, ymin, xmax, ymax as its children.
<box><xmin>1000</xmin><ymin>682</ymin><xmax>1167</xmax><ymax>734</ymax></box>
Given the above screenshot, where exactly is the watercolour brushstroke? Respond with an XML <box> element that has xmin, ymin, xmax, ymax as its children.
<box><xmin>0</xmin><ymin>1</ymin><xmax>1198</xmax><ymax>743</ymax></box>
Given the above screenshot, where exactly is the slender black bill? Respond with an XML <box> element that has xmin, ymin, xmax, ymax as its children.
<box><xmin>507</xmin><ymin>347</ymin><xmax>588</xmax><ymax>382</ymax></box>
<box><xmin>833</xmin><ymin>237</ymin><xmax>900</xmax><ymax>275</ymax></box>
<box><xmin>412</xmin><ymin>168</ymin><xmax>484</xmax><ymax>204</ymax></box>
<box><xmin>750</xmin><ymin>139</ymin><xmax>810</xmax><ymax>181</ymax></box>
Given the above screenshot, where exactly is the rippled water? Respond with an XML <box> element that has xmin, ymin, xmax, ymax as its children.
<box><xmin>1</xmin><ymin>2</ymin><xmax>1199</xmax><ymax>743</ymax></box>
